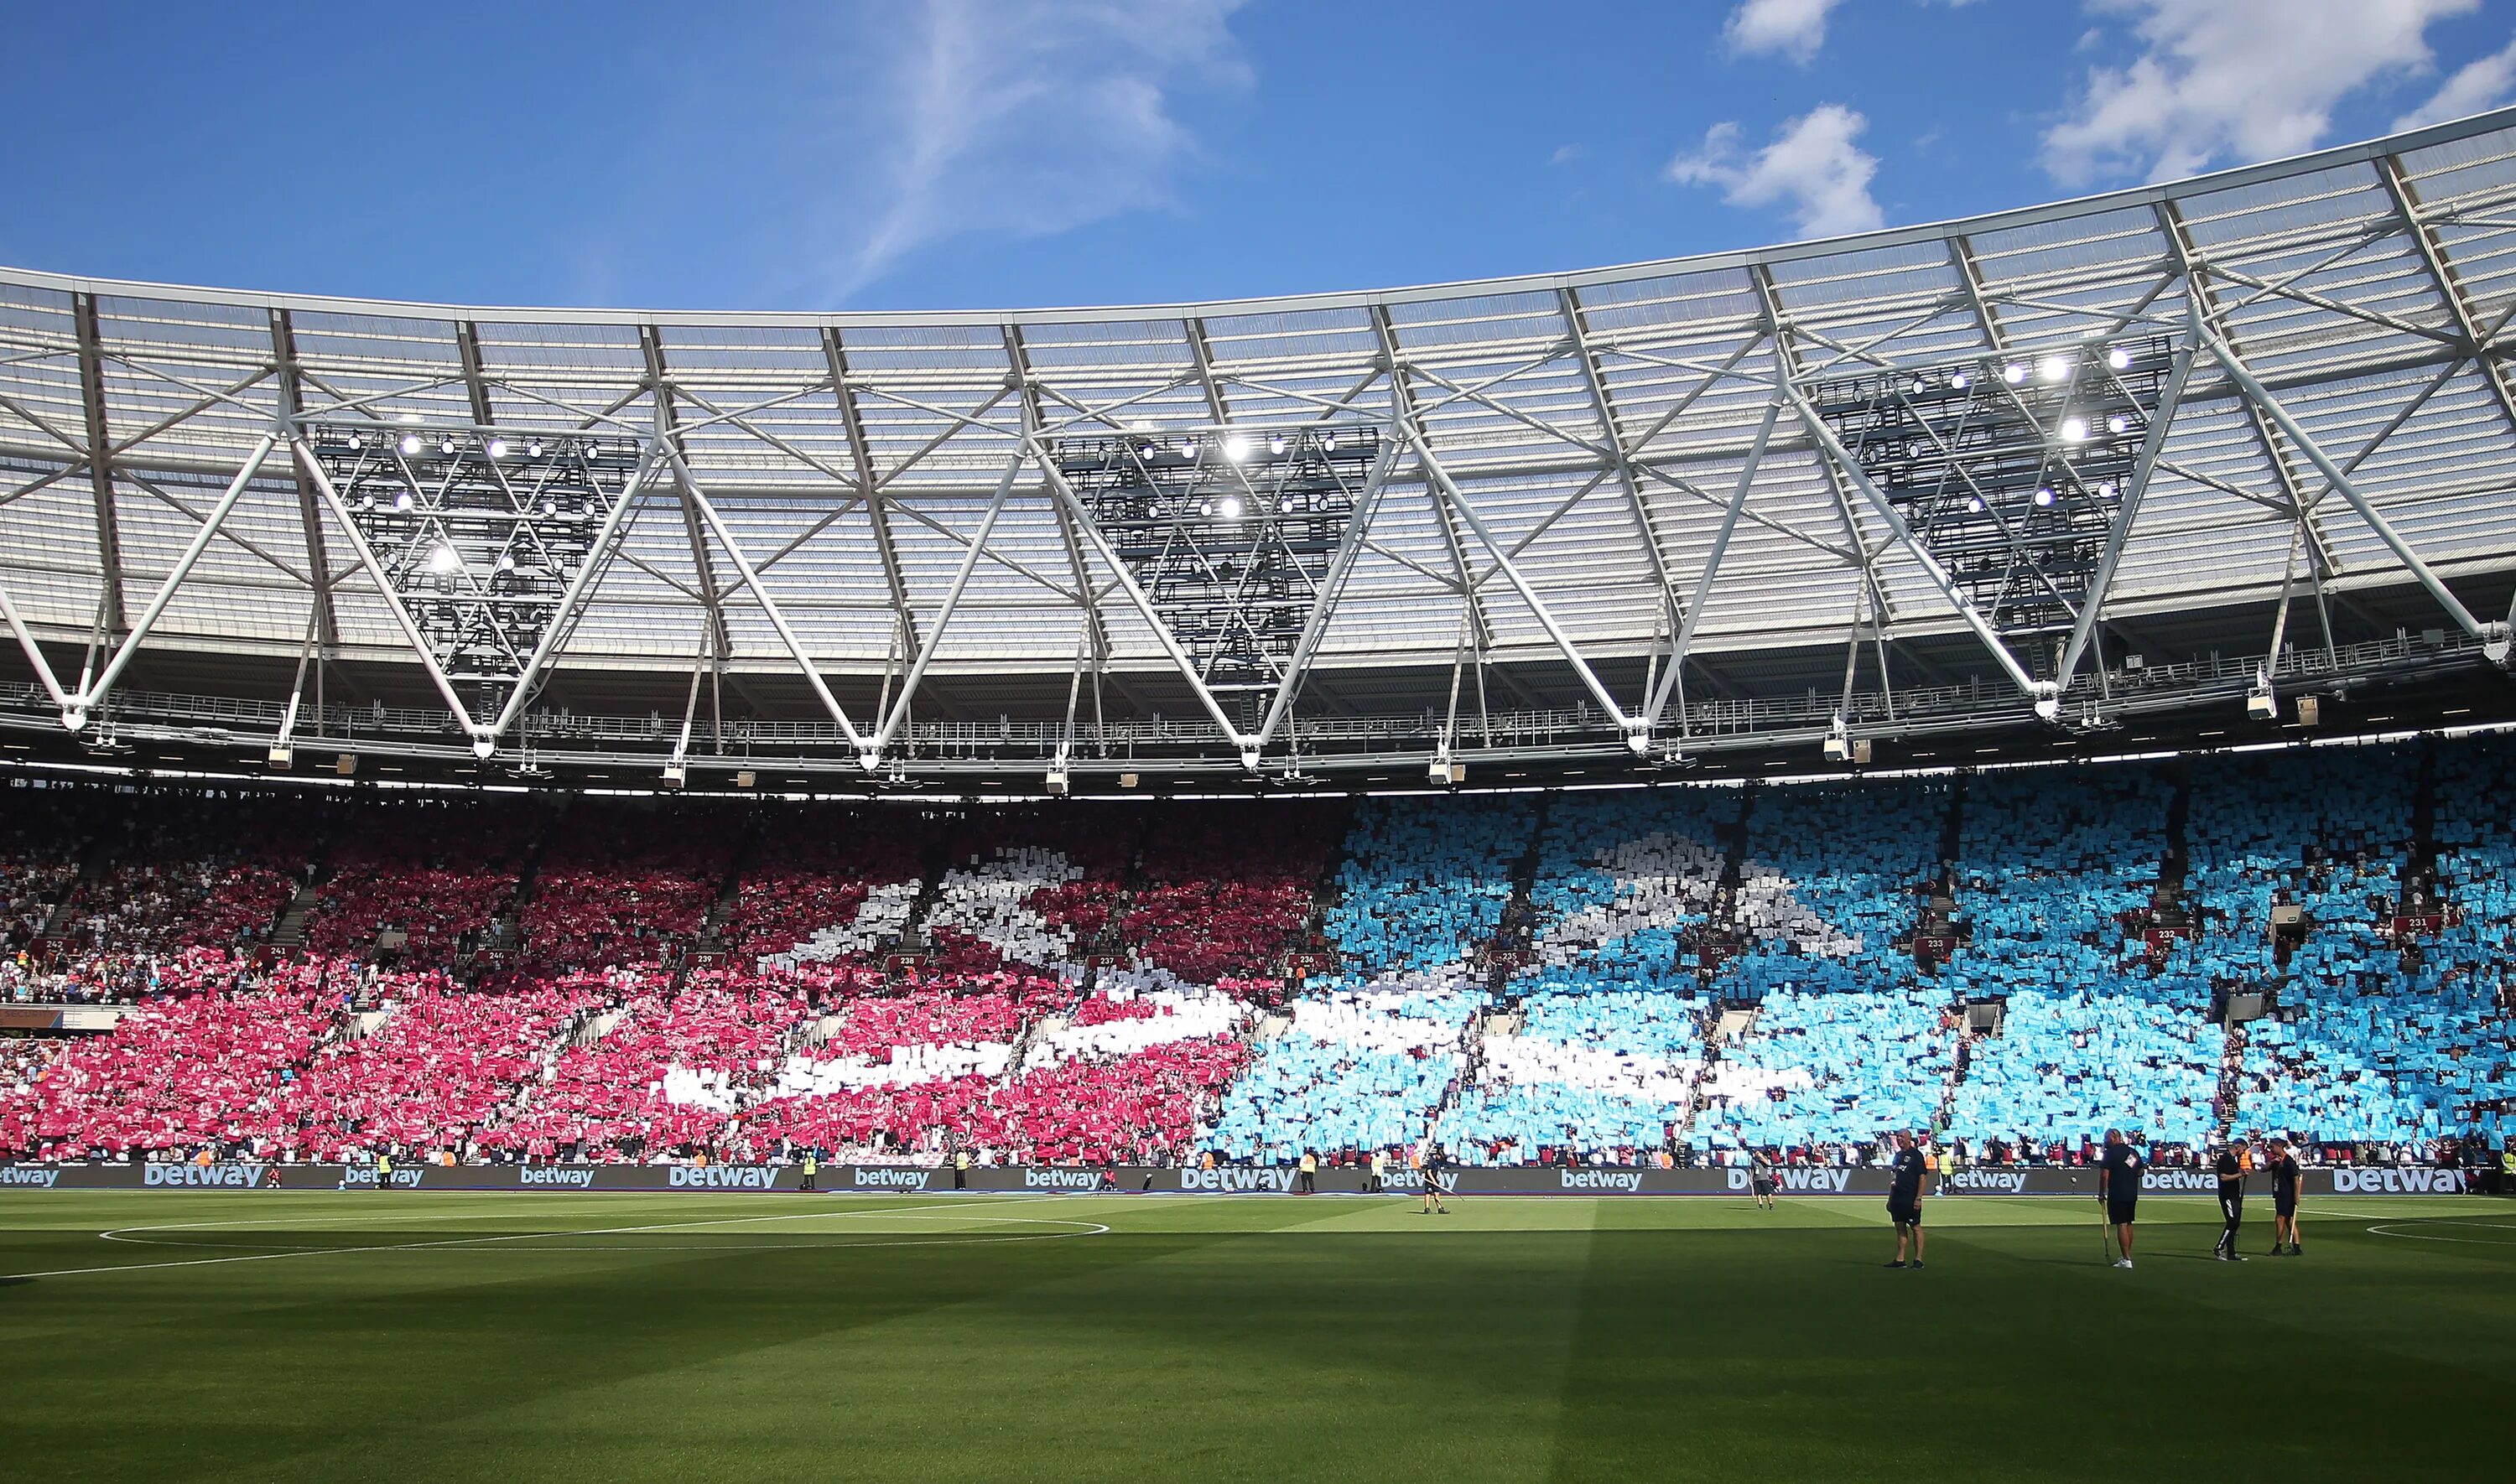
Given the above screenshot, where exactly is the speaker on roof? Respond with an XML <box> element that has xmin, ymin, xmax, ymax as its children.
<box><xmin>2296</xmin><ymin>696</ymin><xmax>2321</xmax><ymax>726</ymax></box>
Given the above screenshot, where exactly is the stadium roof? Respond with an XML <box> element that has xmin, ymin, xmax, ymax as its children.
<box><xmin>5</xmin><ymin>109</ymin><xmax>2516</xmax><ymax>789</ymax></box>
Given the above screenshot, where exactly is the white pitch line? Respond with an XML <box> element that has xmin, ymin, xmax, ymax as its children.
<box><xmin>7</xmin><ymin>1195</ymin><xmax>1095</xmax><ymax>1281</ymax></box>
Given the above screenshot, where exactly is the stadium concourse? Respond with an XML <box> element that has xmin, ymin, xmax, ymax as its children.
<box><xmin>3</xmin><ymin>734</ymin><xmax>2513</xmax><ymax>1179</ymax></box>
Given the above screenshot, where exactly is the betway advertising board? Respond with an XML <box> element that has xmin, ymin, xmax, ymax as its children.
<box><xmin>0</xmin><ymin>1164</ymin><xmax>2485</xmax><ymax>1196</ymax></box>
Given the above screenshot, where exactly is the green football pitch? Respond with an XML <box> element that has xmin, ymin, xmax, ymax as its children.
<box><xmin>5</xmin><ymin>1191</ymin><xmax>2511</xmax><ymax>1483</ymax></box>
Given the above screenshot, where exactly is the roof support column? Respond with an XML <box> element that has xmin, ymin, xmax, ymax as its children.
<box><xmin>268</xmin><ymin>310</ymin><xmax>338</xmax><ymax>650</ymax></box>
<box><xmin>2378</xmin><ymin>153</ymin><xmax>2516</xmax><ymax>437</ymax></box>
<box><xmin>1249</xmin><ymin>418</ymin><xmax>1405</xmax><ymax>751</ymax></box>
<box><xmin>70</xmin><ymin>293</ymin><xmax>126</xmax><ymax>636</ymax></box>
<box><xmin>1647</xmin><ymin>400</ymin><xmax>1780</xmax><ymax>727</ymax></box>
<box><xmin>1781</xmin><ymin>381</ymin><xmax>2046</xmax><ymax>702</ymax></box>
<box><xmin>866</xmin><ymin>448</ymin><xmax>1027</xmax><ymax>762</ymax></box>
<box><xmin>70</xmin><ymin>428</ymin><xmax>282</xmax><ymax>729</ymax></box>
<box><xmin>2052</xmin><ymin>308</ymin><xmax>2204</xmax><ymax>695</ymax></box>
<box><xmin>2203</xmin><ymin>326</ymin><xmax>2506</xmax><ymax>656</ymax></box>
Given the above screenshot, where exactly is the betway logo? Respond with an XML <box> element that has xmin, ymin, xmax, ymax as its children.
<box><xmin>2332</xmin><ymin>1167</ymin><xmax>2467</xmax><ymax>1196</ymax></box>
<box><xmin>851</xmin><ymin>1168</ymin><xmax>931</xmax><ymax>1190</ymax></box>
<box><xmin>1728</xmin><ymin>1167</ymin><xmax>1852</xmax><ymax>1193</ymax></box>
<box><xmin>1024</xmin><ymin>1170</ymin><xmax>1103</xmax><ymax>1191</ymax></box>
<box><xmin>1947</xmin><ymin>1171</ymin><xmax>2028</xmax><ymax>1195</ymax></box>
<box><xmin>2141</xmin><ymin>1169</ymin><xmax>2222</xmax><ymax>1193</ymax></box>
<box><xmin>1177</xmin><ymin>1167</ymin><xmax>1297</xmax><ymax>1193</ymax></box>
<box><xmin>337</xmin><ymin>1169</ymin><xmax>424</xmax><ymax>1190</ymax></box>
<box><xmin>668</xmin><ymin>1166</ymin><xmax>777</xmax><ymax>1190</ymax></box>
<box><xmin>517</xmin><ymin>1167</ymin><xmax>595</xmax><ymax>1189</ymax></box>
<box><xmin>1560</xmin><ymin>1170</ymin><xmax>1642</xmax><ymax>1192</ymax></box>
<box><xmin>143</xmin><ymin>1163</ymin><xmax>268</xmax><ymax>1187</ymax></box>
<box><xmin>0</xmin><ymin>1167</ymin><xmax>60</xmax><ymax>1187</ymax></box>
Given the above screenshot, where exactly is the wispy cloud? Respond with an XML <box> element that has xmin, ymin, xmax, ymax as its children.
<box><xmin>1668</xmin><ymin>104</ymin><xmax>1885</xmax><ymax>237</ymax></box>
<box><xmin>830</xmin><ymin>0</ymin><xmax>1250</xmax><ymax>298</ymax></box>
<box><xmin>1723</xmin><ymin>0</ymin><xmax>1845</xmax><ymax>66</ymax></box>
<box><xmin>2041</xmin><ymin>0</ymin><xmax>2479</xmax><ymax>185</ymax></box>
<box><xmin>2394</xmin><ymin>29</ymin><xmax>2516</xmax><ymax>129</ymax></box>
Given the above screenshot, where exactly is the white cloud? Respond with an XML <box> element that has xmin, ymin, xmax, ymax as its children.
<box><xmin>1668</xmin><ymin>104</ymin><xmax>1886</xmax><ymax>237</ymax></box>
<box><xmin>2041</xmin><ymin>0</ymin><xmax>2480</xmax><ymax>186</ymax></box>
<box><xmin>2394</xmin><ymin>31</ymin><xmax>2516</xmax><ymax>129</ymax></box>
<box><xmin>1724</xmin><ymin>0</ymin><xmax>1845</xmax><ymax>65</ymax></box>
<box><xmin>833</xmin><ymin>0</ymin><xmax>1249</xmax><ymax>296</ymax></box>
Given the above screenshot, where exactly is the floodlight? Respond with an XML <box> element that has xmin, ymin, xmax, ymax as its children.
<box><xmin>1221</xmin><ymin>433</ymin><xmax>1253</xmax><ymax>463</ymax></box>
<box><xmin>1320</xmin><ymin>431</ymin><xmax>1338</xmax><ymax>451</ymax></box>
<box><xmin>486</xmin><ymin>438</ymin><xmax>508</xmax><ymax>459</ymax></box>
<box><xmin>2106</xmin><ymin>413</ymin><xmax>2130</xmax><ymax>435</ymax></box>
<box><xmin>526</xmin><ymin>440</ymin><xmax>543</xmax><ymax>458</ymax></box>
<box><xmin>426</xmin><ymin>543</ymin><xmax>461</xmax><ymax>574</ymax></box>
<box><xmin>1950</xmin><ymin>371</ymin><xmax>1971</xmax><ymax>389</ymax></box>
<box><xmin>439</xmin><ymin>437</ymin><xmax>457</xmax><ymax>455</ymax></box>
<box><xmin>2003</xmin><ymin>363</ymin><xmax>2027</xmax><ymax>384</ymax></box>
<box><xmin>399</xmin><ymin>433</ymin><xmax>423</xmax><ymax>455</ymax></box>
<box><xmin>2108</xmin><ymin>347</ymin><xmax>2131</xmax><ymax>371</ymax></box>
<box><xmin>2038</xmin><ymin>355</ymin><xmax>2070</xmax><ymax>383</ymax></box>
<box><xmin>1217</xmin><ymin>496</ymin><xmax>1243</xmax><ymax>520</ymax></box>
<box><xmin>1966</xmin><ymin>494</ymin><xmax>1987</xmax><ymax>514</ymax></box>
<box><xmin>1267</xmin><ymin>434</ymin><xmax>1288</xmax><ymax>456</ymax></box>
<box><xmin>392</xmin><ymin>490</ymin><xmax>414</xmax><ymax>512</ymax></box>
<box><xmin>2033</xmin><ymin>486</ymin><xmax>2056</xmax><ymax>507</ymax></box>
<box><xmin>2061</xmin><ymin>417</ymin><xmax>2088</xmax><ymax>442</ymax></box>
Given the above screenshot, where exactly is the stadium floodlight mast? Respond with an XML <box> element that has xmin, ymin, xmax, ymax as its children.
<box><xmin>1792</xmin><ymin>329</ymin><xmax>2195</xmax><ymax>721</ymax></box>
<box><xmin>294</xmin><ymin>422</ymin><xmax>663</xmax><ymax>758</ymax></box>
<box><xmin>1040</xmin><ymin>418</ymin><xmax>1402</xmax><ymax>769</ymax></box>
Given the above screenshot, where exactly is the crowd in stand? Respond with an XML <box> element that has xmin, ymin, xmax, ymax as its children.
<box><xmin>3</xmin><ymin>738</ymin><xmax>2513</xmax><ymax>1169</ymax></box>
<box><xmin>512</xmin><ymin>804</ymin><xmax>739</xmax><ymax>976</ymax></box>
<box><xmin>1119</xmin><ymin>801</ymin><xmax>1344</xmax><ymax>985</ymax></box>
<box><xmin>306</xmin><ymin>799</ymin><xmax>538</xmax><ymax>969</ymax></box>
<box><xmin>730</xmin><ymin>809</ymin><xmax>934</xmax><ymax>969</ymax></box>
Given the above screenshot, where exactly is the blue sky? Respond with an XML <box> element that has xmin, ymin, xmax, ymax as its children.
<box><xmin>8</xmin><ymin>1</ymin><xmax>2516</xmax><ymax>313</ymax></box>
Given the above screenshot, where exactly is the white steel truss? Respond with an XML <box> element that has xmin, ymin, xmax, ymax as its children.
<box><xmin>1</xmin><ymin>111</ymin><xmax>2514</xmax><ymax>778</ymax></box>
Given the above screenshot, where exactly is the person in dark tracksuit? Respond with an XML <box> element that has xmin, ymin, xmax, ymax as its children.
<box><xmin>2212</xmin><ymin>1144</ymin><xmax>2246</xmax><ymax>1261</ymax></box>
<box><xmin>1884</xmin><ymin>1132</ymin><xmax>1926</xmax><ymax>1269</ymax></box>
<box><xmin>2098</xmin><ymin>1129</ymin><xmax>2143</xmax><ymax>1268</ymax></box>
<box><xmin>2268</xmin><ymin>1139</ymin><xmax>2304</xmax><ymax>1256</ymax></box>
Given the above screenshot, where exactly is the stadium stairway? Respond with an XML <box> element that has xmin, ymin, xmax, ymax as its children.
<box><xmin>1482</xmin><ymin>794</ymin><xmax>1552</xmax><ymax>999</ymax></box>
<box><xmin>268</xmin><ymin>882</ymin><xmax>323</xmax><ymax>952</ymax></box>
<box><xmin>682</xmin><ymin>813</ymin><xmax>765</xmax><ymax>978</ymax></box>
